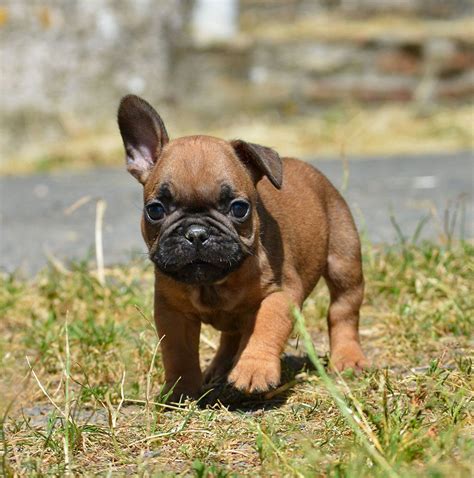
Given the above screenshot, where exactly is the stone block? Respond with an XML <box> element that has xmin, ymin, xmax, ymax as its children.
<box><xmin>305</xmin><ymin>73</ymin><xmax>416</xmax><ymax>101</ymax></box>
<box><xmin>376</xmin><ymin>49</ymin><xmax>422</xmax><ymax>75</ymax></box>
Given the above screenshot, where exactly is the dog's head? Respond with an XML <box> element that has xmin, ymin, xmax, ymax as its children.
<box><xmin>117</xmin><ymin>95</ymin><xmax>282</xmax><ymax>285</ymax></box>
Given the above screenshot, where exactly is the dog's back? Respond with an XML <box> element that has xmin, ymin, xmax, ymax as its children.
<box><xmin>257</xmin><ymin>157</ymin><xmax>360</xmax><ymax>298</ymax></box>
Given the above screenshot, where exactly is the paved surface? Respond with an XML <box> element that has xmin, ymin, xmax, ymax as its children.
<box><xmin>1</xmin><ymin>152</ymin><xmax>472</xmax><ymax>275</ymax></box>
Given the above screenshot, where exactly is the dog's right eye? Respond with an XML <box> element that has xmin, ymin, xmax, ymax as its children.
<box><xmin>230</xmin><ymin>200</ymin><xmax>250</xmax><ymax>220</ymax></box>
<box><xmin>145</xmin><ymin>202</ymin><xmax>166</xmax><ymax>221</ymax></box>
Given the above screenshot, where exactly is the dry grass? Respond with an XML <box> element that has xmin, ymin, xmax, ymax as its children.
<box><xmin>1</xmin><ymin>103</ymin><xmax>472</xmax><ymax>176</ymax></box>
<box><xmin>204</xmin><ymin>104</ymin><xmax>474</xmax><ymax>159</ymax></box>
<box><xmin>0</xmin><ymin>238</ymin><xmax>472</xmax><ymax>476</ymax></box>
<box><xmin>244</xmin><ymin>14</ymin><xmax>474</xmax><ymax>43</ymax></box>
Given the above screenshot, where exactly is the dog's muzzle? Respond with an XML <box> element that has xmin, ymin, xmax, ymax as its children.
<box><xmin>150</xmin><ymin>218</ymin><xmax>246</xmax><ymax>285</ymax></box>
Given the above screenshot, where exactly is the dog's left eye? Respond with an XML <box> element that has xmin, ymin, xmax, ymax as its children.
<box><xmin>230</xmin><ymin>200</ymin><xmax>250</xmax><ymax>220</ymax></box>
<box><xmin>146</xmin><ymin>202</ymin><xmax>166</xmax><ymax>221</ymax></box>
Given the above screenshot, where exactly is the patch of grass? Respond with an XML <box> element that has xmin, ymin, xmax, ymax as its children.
<box><xmin>0</xmin><ymin>241</ymin><xmax>472</xmax><ymax>476</ymax></box>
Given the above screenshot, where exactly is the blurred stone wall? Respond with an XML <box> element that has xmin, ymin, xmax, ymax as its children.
<box><xmin>0</xmin><ymin>0</ymin><xmax>187</xmax><ymax>156</ymax></box>
<box><xmin>174</xmin><ymin>0</ymin><xmax>473</xmax><ymax>117</ymax></box>
<box><xmin>239</xmin><ymin>0</ymin><xmax>473</xmax><ymax>20</ymax></box>
<box><xmin>0</xmin><ymin>0</ymin><xmax>472</xmax><ymax>160</ymax></box>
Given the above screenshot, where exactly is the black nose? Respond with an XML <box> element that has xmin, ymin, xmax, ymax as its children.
<box><xmin>184</xmin><ymin>224</ymin><xmax>210</xmax><ymax>244</ymax></box>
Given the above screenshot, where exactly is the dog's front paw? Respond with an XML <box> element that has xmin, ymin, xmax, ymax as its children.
<box><xmin>228</xmin><ymin>355</ymin><xmax>280</xmax><ymax>393</ymax></box>
<box><xmin>330</xmin><ymin>341</ymin><xmax>369</xmax><ymax>372</ymax></box>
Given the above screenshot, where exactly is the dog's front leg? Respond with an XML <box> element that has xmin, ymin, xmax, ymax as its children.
<box><xmin>228</xmin><ymin>291</ymin><xmax>297</xmax><ymax>393</ymax></box>
<box><xmin>155</xmin><ymin>302</ymin><xmax>202</xmax><ymax>402</ymax></box>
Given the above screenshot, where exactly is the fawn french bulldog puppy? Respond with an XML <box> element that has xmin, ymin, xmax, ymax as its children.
<box><xmin>118</xmin><ymin>95</ymin><xmax>368</xmax><ymax>401</ymax></box>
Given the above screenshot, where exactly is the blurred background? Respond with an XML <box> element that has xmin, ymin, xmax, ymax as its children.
<box><xmin>0</xmin><ymin>0</ymin><xmax>473</xmax><ymax>273</ymax></box>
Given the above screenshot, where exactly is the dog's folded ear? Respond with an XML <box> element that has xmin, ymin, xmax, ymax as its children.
<box><xmin>230</xmin><ymin>140</ymin><xmax>283</xmax><ymax>189</ymax></box>
<box><xmin>117</xmin><ymin>95</ymin><xmax>169</xmax><ymax>184</ymax></box>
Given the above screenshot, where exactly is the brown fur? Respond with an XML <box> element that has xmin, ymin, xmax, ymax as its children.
<box><xmin>118</xmin><ymin>95</ymin><xmax>368</xmax><ymax>401</ymax></box>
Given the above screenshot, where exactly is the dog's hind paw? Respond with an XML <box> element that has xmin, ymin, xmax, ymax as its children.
<box><xmin>330</xmin><ymin>341</ymin><xmax>369</xmax><ymax>372</ymax></box>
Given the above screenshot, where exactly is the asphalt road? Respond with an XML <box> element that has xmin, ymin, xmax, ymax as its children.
<box><xmin>1</xmin><ymin>152</ymin><xmax>472</xmax><ymax>275</ymax></box>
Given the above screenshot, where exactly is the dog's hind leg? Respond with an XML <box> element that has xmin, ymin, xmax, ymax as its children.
<box><xmin>203</xmin><ymin>332</ymin><xmax>241</xmax><ymax>384</ymax></box>
<box><xmin>323</xmin><ymin>198</ymin><xmax>368</xmax><ymax>371</ymax></box>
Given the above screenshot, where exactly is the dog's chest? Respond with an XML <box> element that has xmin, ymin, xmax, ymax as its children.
<box><xmin>188</xmin><ymin>285</ymin><xmax>248</xmax><ymax>331</ymax></box>
<box><xmin>189</xmin><ymin>284</ymin><xmax>237</xmax><ymax>312</ymax></box>
<box><xmin>200</xmin><ymin>311</ymin><xmax>238</xmax><ymax>331</ymax></box>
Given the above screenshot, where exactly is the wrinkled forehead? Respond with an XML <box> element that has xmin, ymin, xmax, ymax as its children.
<box><xmin>144</xmin><ymin>136</ymin><xmax>253</xmax><ymax>204</ymax></box>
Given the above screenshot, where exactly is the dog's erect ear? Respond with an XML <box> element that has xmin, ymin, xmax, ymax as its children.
<box><xmin>230</xmin><ymin>140</ymin><xmax>282</xmax><ymax>189</ymax></box>
<box><xmin>117</xmin><ymin>95</ymin><xmax>169</xmax><ymax>184</ymax></box>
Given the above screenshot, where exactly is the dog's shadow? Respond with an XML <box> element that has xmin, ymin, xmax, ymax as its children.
<box><xmin>199</xmin><ymin>353</ymin><xmax>326</xmax><ymax>411</ymax></box>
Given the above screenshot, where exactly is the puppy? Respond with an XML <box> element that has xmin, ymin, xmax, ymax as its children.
<box><xmin>118</xmin><ymin>95</ymin><xmax>368</xmax><ymax>401</ymax></box>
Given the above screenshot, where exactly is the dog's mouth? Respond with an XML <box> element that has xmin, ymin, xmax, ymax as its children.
<box><xmin>158</xmin><ymin>258</ymin><xmax>232</xmax><ymax>285</ymax></box>
<box><xmin>189</xmin><ymin>259</ymin><xmax>209</xmax><ymax>266</ymax></box>
<box><xmin>151</xmin><ymin>244</ymin><xmax>246</xmax><ymax>284</ymax></box>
